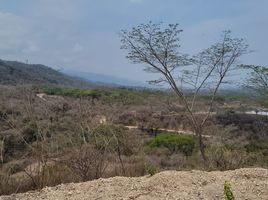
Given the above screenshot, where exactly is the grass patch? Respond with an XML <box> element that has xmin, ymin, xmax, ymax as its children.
<box><xmin>42</xmin><ymin>86</ymin><xmax>99</xmax><ymax>98</ymax></box>
<box><xmin>41</xmin><ymin>86</ymin><xmax>166</xmax><ymax>104</ymax></box>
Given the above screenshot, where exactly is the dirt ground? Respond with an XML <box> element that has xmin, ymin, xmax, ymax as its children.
<box><xmin>1</xmin><ymin>168</ymin><xmax>268</xmax><ymax>200</ymax></box>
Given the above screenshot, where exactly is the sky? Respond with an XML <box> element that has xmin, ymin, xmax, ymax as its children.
<box><xmin>0</xmin><ymin>0</ymin><xmax>267</xmax><ymax>83</ymax></box>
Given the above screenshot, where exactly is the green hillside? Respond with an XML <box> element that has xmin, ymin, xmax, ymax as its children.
<box><xmin>0</xmin><ymin>59</ymin><xmax>89</xmax><ymax>87</ymax></box>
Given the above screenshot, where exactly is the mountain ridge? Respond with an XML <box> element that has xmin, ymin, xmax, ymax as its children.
<box><xmin>0</xmin><ymin>59</ymin><xmax>91</xmax><ymax>88</ymax></box>
<box><xmin>0</xmin><ymin>59</ymin><xmax>148</xmax><ymax>88</ymax></box>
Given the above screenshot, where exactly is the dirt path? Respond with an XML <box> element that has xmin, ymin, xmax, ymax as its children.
<box><xmin>36</xmin><ymin>93</ymin><xmax>46</xmax><ymax>101</ymax></box>
<box><xmin>125</xmin><ymin>126</ymin><xmax>212</xmax><ymax>138</ymax></box>
<box><xmin>1</xmin><ymin>168</ymin><xmax>267</xmax><ymax>200</ymax></box>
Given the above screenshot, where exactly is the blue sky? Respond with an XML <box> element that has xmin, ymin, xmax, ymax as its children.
<box><xmin>0</xmin><ymin>0</ymin><xmax>267</xmax><ymax>83</ymax></box>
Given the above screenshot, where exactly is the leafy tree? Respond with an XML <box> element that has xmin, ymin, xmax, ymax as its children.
<box><xmin>120</xmin><ymin>22</ymin><xmax>249</xmax><ymax>162</ymax></box>
<box><xmin>147</xmin><ymin>133</ymin><xmax>195</xmax><ymax>156</ymax></box>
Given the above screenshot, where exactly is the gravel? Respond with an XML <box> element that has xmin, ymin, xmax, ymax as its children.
<box><xmin>1</xmin><ymin>168</ymin><xmax>268</xmax><ymax>200</ymax></box>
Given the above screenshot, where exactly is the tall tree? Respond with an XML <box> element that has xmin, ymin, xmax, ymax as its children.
<box><xmin>120</xmin><ymin>22</ymin><xmax>249</xmax><ymax>162</ymax></box>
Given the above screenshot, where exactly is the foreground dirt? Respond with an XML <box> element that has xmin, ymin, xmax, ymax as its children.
<box><xmin>1</xmin><ymin>168</ymin><xmax>268</xmax><ymax>200</ymax></box>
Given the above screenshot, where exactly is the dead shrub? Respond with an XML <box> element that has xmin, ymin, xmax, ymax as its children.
<box><xmin>112</xmin><ymin>155</ymin><xmax>146</xmax><ymax>177</ymax></box>
<box><xmin>160</xmin><ymin>153</ymin><xmax>186</xmax><ymax>169</ymax></box>
<box><xmin>64</xmin><ymin>145</ymin><xmax>109</xmax><ymax>181</ymax></box>
<box><xmin>0</xmin><ymin>168</ymin><xmax>33</xmax><ymax>195</ymax></box>
<box><xmin>37</xmin><ymin>163</ymin><xmax>76</xmax><ymax>187</ymax></box>
<box><xmin>206</xmin><ymin>143</ymin><xmax>249</xmax><ymax>170</ymax></box>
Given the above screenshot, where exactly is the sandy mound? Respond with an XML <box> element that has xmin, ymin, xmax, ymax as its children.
<box><xmin>1</xmin><ymin>168</ymin><xmax>268</xmax><ymax>200</ymax></box>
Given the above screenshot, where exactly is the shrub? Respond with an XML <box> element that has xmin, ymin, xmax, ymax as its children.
<box><xmin>39</xmin><ymin>164</ymin><xmax>75</xmax><ymax>187</ymax></box>
<box><xmin>144</xmin><ymin>163</ymin><xmax>157</xmax><ymax>176</ymax></box>
<box><xmin>22</xmin><ymin>123</ymin><xmax>38</xmax><ymax>144</ymax></box>
<box><xmin>224</xmin><ymin>181</ymin><xmax>235</xmax><ymax>200</ymax></box>
<box><xmin>206</xmin><ymin>144</ymin><xmax>249</xmax><ymax>170</ymax></box>
<box><xmin>245</xmin><ymin>141</ymin><xmax>268</xmax><ymax>156</ymax></box>
<box><xmin>147</xmin><ymin>133</ymin><xmax>195</xmax><ymax>156</ymax></box>
<box><xmin>0</xmin><ymin>110</ymin><xmax>7</xmax><ymax>121</ymax></box>
<box><xmin>2</xmin><ymin>160</ymin><xmax>28</xmax><ymax>174</ymax></box>
<box><xmin>0</xmin><ymin>168</ymin><xmax>34</xmax><ymax>195</ymax></box>
<box><xmin>123</xmin><ymin>156</ymin><xmax>146</xmax><ymax>177</ymax></box>
<box><xmin>64</xmin><ymin>145</ymin><xmax>109</xmax><ymax>181</ymax></box>
<box><xmin>92</xmin><ymin>124</ymin><xmax>139</xmax><ymax>156</ymax></box>
<box><xmin>42</xmin><ymin>87</ymin><xmax>100</xmax><ymax>98</ymax></box>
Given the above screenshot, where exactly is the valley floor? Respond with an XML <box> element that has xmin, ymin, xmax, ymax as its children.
<box><xmin>1</xmin><ymin>168</ymin><xmax>267</xmax><ymax>200</ymax></box>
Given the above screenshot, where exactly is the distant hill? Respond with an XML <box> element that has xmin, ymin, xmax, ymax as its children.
<box><xmin>0</xmin><ymin>59</ymin><xmax>91</xmax><ymax>87</ymax></box>
<box><xmin>62</xmin><ymin>69</ymin><xmax>148</xmax><ymax>87</ymax></box>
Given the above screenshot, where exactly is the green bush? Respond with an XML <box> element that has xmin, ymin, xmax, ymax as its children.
<box><xmin>147</xmin><ymin>133</ymin><xmax>195</xmax><ymax>156</ymax></box>
<box><xmin>224</xmin><ymin>181</ymin><xmax>235</xmax><ymax>200</ymax></box>
<box><xmin>144</xmin><ymin>163</ymin><xmax>157</xmax><ymax>176</ymax></box>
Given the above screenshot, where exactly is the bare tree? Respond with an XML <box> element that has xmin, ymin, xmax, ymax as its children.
<box><xmin>241</xmin><ymin>65</ymin><xmax>268</xmax><ymax>97</ymax></box>
<box><xmin>120</xmin><ymin>22</ymin><xmax>249</xmax><ymax>162</ymax></box>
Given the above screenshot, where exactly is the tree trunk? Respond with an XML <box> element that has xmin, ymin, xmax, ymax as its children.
<box><xmin>0</xmin><ymin>138</ymin><xmax>4</xmax><ymax>165</ymax></box>
<box><xmin>117</xmin><ymin>146</ymin><xmax>125</xmax><ymax>175</ymax></box>
<box><xmin>196</xmin><ymin>129</ymin><xmax>208</xmax><ymax>164</ymax></box>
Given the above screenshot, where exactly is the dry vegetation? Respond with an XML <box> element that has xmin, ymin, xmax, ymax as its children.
<box><xmin>0</xmin><ymin>85</ymin><xmax>267</xmax><ymax>196</ymax></box>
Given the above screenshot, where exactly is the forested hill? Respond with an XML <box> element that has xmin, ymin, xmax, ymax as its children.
<box><xmin>0</xmin><ymin>59</ymin><xmax>90</xmax><ymax>87</ymax></box>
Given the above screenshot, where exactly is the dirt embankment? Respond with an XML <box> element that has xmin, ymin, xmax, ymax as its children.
<box><xmin>1</xmin><ymin>168</ymin><xmax>268</xmax><ymax>200</ymax></box>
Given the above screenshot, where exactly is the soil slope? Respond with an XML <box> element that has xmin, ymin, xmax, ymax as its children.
<box><xmin>1</xmin><ymin>168</ymin><xmax>268</xmax><ymax>200</ymax></box>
